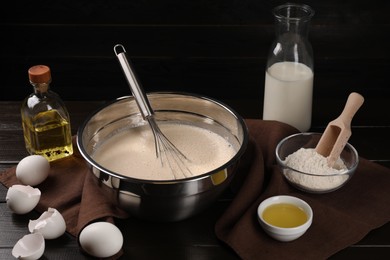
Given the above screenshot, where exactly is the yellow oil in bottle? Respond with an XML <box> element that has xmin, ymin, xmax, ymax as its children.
<box><xmin>262</xmin><ymin>203</ymin><xmax>307</xmax><ymax>228</ymax></box>
<box><xmin>22</xmin><ymin>109</ymin><xmax>73</xmax><ymax>162</ymax></box>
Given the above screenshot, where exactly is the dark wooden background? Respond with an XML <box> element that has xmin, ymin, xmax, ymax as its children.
<box><xmin>1</xmin><ymin>0</ymin><xmax>389</xmax><ymax>119</ymax></box>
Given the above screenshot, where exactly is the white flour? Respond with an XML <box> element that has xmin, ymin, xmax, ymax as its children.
<box><xmin>283</xmin><ymin>148</ymin><xmax>349</xmax><ymax>192</ymax></box>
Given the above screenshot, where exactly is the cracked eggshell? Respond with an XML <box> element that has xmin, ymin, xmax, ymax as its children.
<box><xmin>16</xmin><ymin>155</ymin><xmax>50</xmax><ymax>186</ymax></box>
<box><xmin>12</xmin><ymin>233</ymin><xmax>45</xmax><ymax>260</ymax></box>
<box><xmin>28</xmin><ymin>208</ymin><xmax>66</xmax><ymax>239</ymax></box>
<box><xmin>79</xmin><ymin>222</ymin><xmax>123</xmax><ymax>258</ymax></box>
<box><xmin>6</xmin><ymin>185</ymin><xmax>41</xmax><ymax>214</ymax></box>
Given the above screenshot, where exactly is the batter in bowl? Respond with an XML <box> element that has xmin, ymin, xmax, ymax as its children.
<box><xmin>92</xmin><ymin>122</ymin><xmax>237</xmax><ymax>180</ymax></box>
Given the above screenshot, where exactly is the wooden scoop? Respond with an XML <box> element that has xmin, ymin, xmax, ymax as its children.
<box><xmin>315</xmin><ymin>92</ymin><xmax>364</xmax><ymax>167</ymax></box>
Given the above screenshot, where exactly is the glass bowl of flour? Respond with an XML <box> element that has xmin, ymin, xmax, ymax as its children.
<box><xmin>275</xmin><ymin>132</ymin><xmax>359</xmax><ymax>193</ymax></box>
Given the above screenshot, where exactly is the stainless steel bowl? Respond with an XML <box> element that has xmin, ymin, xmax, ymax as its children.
<box><xmin>77</xmin><ymin>92</ymin><xmax>248</xmax><ymax>221</ymax></box>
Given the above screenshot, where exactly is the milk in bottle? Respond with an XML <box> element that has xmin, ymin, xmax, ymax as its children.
<box><xmin>263</xmin><ymin>61</ymin><xmax>313</xmax><ymax>132</ymax></box>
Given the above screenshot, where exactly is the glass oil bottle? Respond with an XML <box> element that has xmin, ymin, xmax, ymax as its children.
<box><xmin>21</xmin><ymin>65</ymin><xmax>73</xmax><ymax>161</ymax></box>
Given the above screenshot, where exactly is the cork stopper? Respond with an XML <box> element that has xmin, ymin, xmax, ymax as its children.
<box><xmin>28</xmin><ymin>65</ymin><xmax>51</xmax><ymax>84</ymax></box>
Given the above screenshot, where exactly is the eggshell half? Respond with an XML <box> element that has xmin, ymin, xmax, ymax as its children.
<box><xmin>6</xmin><ymin>185</ymin><xmax>41</xmax><ymax>214</ymax></box>
<box><xmin>79</xmin><ymin>222</ymin><xmax>123</xmax><ymax>258</ymax></box>
<box><xmin>12</xmin><ymin>233</ymin><xmax>45</xmax><ymax>260</ymax></box>
<box><xmin>16</xmin><ymin>155</ymin><xmax>50</xmax><ymax>186</ymax></box>
<box><xmin>28</xmin><ymin>208</ymin><xmax>66</xmax><ymax>239</ymax></box>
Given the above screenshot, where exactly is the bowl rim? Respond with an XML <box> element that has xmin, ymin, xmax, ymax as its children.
<box><xmin>275</xmin><ymin>132</ymin><xmax>359</xmax><ymax>177</ymax></box>
<box><xmin>257</xmin><ymin>195</ymin><xmax>313</xmax><ymax>232</ymax></box>
<box><xmin>76</xmin><ymin>91</ymin><xmax>249</xmax><ymax>184</ymax></box>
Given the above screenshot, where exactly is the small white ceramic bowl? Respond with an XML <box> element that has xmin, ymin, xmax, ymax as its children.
<box><xmin>257</xmin><ymin>195</ymin><xmax>313</xmax><ymax>242</ymax></box>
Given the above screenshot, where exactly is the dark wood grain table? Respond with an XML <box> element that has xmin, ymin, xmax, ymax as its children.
<box><xmin>1</xmin><ymin>99</ymin><xmax>390</xmax><ymax>259</ymax></box>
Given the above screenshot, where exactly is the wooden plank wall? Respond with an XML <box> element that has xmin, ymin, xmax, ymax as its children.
<box><xmin>1</xmin><ymin>0</ymin><xmax>389</xmax><ymax>115</ymax></box>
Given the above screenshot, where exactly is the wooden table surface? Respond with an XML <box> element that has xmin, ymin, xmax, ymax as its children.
<box><xmin>1</xmin><ymin>99</ymin><xmax>390</xmax><ymax>259</ymax></box>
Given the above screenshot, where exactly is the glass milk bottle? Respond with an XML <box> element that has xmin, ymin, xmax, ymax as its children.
<box><xmin>262</xmin><ymin>3</ymin><xmax>314</xmax><ymax>132</ymax></box>
<box><xmin>21</xmin><ymin>65</ymin><xmax>73</xmax><ymax>161</ymax></box>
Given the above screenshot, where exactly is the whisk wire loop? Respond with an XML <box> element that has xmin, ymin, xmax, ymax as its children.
<box><xmin>147</xmin><ymin>117</ymin><xmax>192</xmax><ymax>179</ymax></box>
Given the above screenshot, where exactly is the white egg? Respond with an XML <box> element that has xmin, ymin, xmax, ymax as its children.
<box><xmin>12</xmin><ymin>233</ymin><xmax>45</xmax><ymax>260</ymax></box>
<box><xmin>28</xmin><ymin>208</ymin><xmax>66</xmax><ymax>239</ymax></box>
<box><xmin>6</xmin><ymin>185</ymin><xmax>41</xmax><ymax>214</ymax></box>
<box><xmin>79</xmin><ymin>222</ymin><xmax>123</xmax><ymax>258</ymax></box>
<box><xmin>16</xmin><ymin>155</ymin><xmax>50</xmax><ymax>186</ymax></box>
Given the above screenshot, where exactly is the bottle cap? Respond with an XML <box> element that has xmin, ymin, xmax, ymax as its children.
<box><xmin>28</xmin><ymin>65</ymin><xmax>51</xmax><ymax>83</ymax></box>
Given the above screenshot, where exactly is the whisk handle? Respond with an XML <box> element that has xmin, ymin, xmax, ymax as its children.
<box><xmin>114</xmin><ymin>44</ymin><xmax>154</xmax><ymax>118</ymax></box>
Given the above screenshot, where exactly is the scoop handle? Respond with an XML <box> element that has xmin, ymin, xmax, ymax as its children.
<box><xmin>337</xmin><ymin>92</ymin><xmax>365</xmax><ymax>127</ymax></box>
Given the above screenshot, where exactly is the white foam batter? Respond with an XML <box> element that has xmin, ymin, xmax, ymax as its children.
<box><xmin>92</xmin><ymin>123</ymin><xmax>237</xmax><ymax>180</ymax></box>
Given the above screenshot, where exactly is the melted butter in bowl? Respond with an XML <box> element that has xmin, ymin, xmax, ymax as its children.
<box><xmin>257</xmin><ymin>195</ymin><xmax>313</xmax><ymax>242</ymax></box>
<box><xmin>262</xmin><ymin>203</ymin><xmax>308</xmax><ymax>228</ymax></box>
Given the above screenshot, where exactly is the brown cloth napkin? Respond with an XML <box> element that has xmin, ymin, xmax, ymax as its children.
<box><xmin>215</xmin><ymin>119</ymin><xmax>390</xmax><ymax>259</ymax></box>
<box><xmin>0</xmin><ymin>137</ymin><xmax>129</xmax><ymax>237</ymax></box>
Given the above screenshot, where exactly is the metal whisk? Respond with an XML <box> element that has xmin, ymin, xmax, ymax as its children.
<box><xmin>114</xmin><ymin>44</ymin><xmax>192</xmax><ymax>179</ymax></box>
